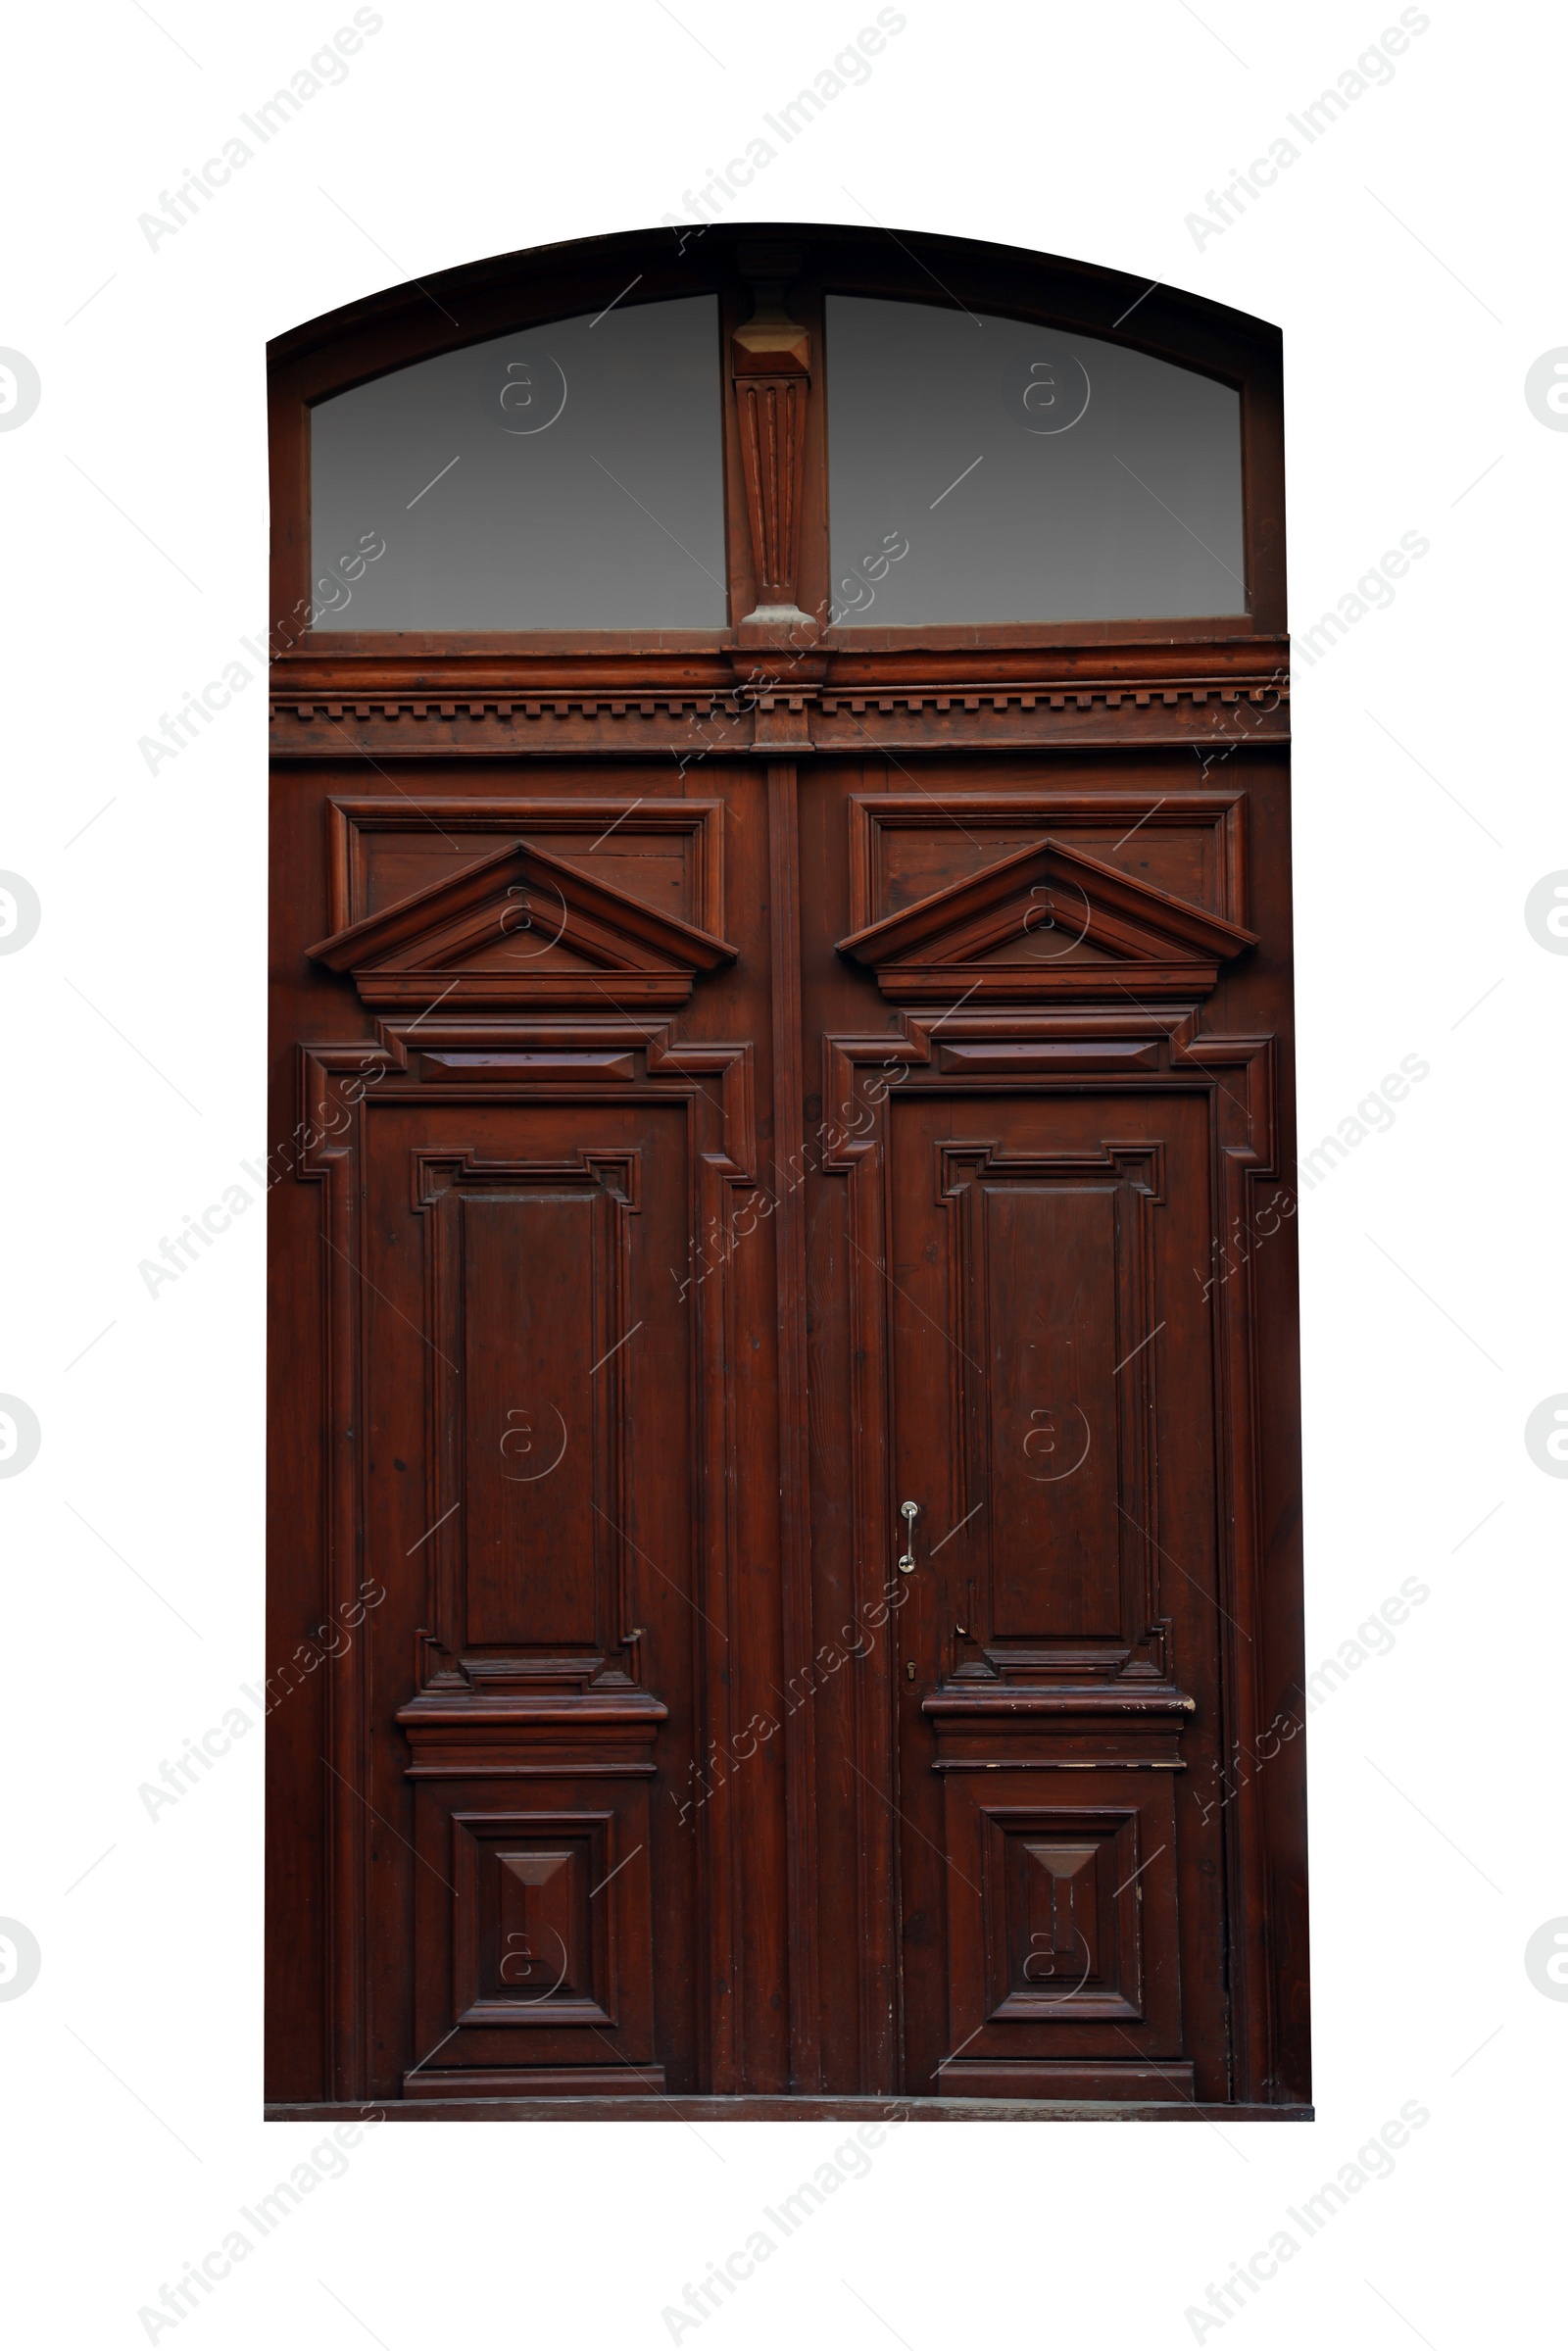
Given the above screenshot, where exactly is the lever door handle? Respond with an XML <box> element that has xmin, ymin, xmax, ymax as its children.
<box><xmin>897</xmin><ymin>1498</ymin><xmax>919</xmax><ymax>1575</ymax></box>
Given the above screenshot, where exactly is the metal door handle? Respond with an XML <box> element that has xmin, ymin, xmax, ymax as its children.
<box><xmin>897</xmin><ymin>1499</ymin><xmax>919</xmax><ymax>1574</ymax></box>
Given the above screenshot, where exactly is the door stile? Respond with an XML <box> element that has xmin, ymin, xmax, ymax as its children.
<box><xmin>822</xmin><ymin>1033</ymin><xmax>916</xmax><ymax>2092</ymax></box>
<box><xmin>660</xmin><ymin>1029</ymin><xmax>771</xmax><ymax>2094</ymax></box>
<box><xmin>765</xmin><ymin>761</ymin><xmax>823</xmax><ymax>2089</ymax></box>
<box><xmin>297</xmin><ymin>1056</ymin><xmax>374</xmax><ymax>2100</ymax></box>
<box><xmin>1185</xmin><ymin>1029</ymin><xmax>1290</xmax><ymax>2103</ymax></box>
<box><xmin>687</xmin><ymin>1082</ymin><xmax>742</xmax><ymax>2094</ymax></box>
<box><xmin>876</xmin><ymin>1085</ymin><xmax>912</xmax><ymax>2097</ymax></box>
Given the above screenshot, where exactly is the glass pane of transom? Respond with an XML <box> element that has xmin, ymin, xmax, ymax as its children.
<box><xmin>310</xmin><ymin>295</ymin><xmax>726</xmax><ymax>630</ymax></box>
<box><xmin>825</xmin><ymin>294</ymin><xmax>1246</xmax><ymax>624</ymax></box>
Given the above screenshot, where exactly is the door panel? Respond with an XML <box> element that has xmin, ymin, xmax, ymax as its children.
<box><xmin>270</xmin><ymin>755</ymin><xmax>796</xmax><ymax>2103</ymax></box>
<box><xmin>792</xmin><ymin>748</ymin><xmax>1293</xmax><ymax>2106</ymax></box>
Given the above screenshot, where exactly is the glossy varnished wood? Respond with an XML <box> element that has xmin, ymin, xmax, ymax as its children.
<box><xmin>268</xmin><ymin>222</ymin><xmax>1306</xmax><ymax>2116</ymax></box>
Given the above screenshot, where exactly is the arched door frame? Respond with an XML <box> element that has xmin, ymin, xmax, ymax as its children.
<box><xmin>266</xmin><ymin>223</ymin><xmax>1306</xmax><ymax>2119</ymax></box>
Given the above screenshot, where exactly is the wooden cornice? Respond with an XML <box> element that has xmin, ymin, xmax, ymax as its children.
<box><xmin>270</xmin><ymin>633</ymin><xmax>1287</xmax><ymax>698</ymax></box>
<box><xmin>269</xmin><ymin>638</ymin><xmax>1290</xmax><ymax>754</ymax></box>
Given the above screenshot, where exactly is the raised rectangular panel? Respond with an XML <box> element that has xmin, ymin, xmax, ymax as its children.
<box><xmin>979</xmin><ymin>1179</ymin><xmax>1122</xmax><ymax>1639</ymax></box>
<box><xmin>939</xmin><ymin>1142</ymin><xmax>1159</xmax><ymax>1656</ymax></box>
<box><xmin>408</xmin><ymin>1140</ymin><xmax>648</xmax><ymax>1683</ymax></box>
<box><xmin>463</xmin><ymin>1189</ymin><xmax>605</xmax><ymax>1648</ymax></box>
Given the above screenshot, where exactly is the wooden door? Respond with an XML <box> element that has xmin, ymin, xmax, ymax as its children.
<box><xmin>267</xmin><ymin>226</ymin><xmax>1308</xmax><ymax>2117</ymax></box>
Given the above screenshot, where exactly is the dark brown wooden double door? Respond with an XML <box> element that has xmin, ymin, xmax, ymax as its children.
<box><xmin>269</xmin><ymin>740</ymin><xmax>1302</xmax><ymax>2110</ymax></box>
<box><xmin>267</xmin><ymin>222</ymin><xmax>1306</xmax><ymax>2114</ymax></box>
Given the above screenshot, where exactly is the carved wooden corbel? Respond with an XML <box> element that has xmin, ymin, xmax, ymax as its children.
<box><xmin>731</xmin><ymin>244</ymin><xmax>811</xmax><ymax>629</ymax></box>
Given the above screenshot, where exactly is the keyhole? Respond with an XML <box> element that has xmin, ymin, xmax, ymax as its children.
<box><xmin>906</xmin><ymin>1661</ymin><xmax>916</xmax><ymax>1681</ymax></box>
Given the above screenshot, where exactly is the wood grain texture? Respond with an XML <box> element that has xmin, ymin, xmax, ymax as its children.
<box><xmin>268</xmin><ymin>223</ymin><xmax>1306</xmax><ymax>2116</ymax></box>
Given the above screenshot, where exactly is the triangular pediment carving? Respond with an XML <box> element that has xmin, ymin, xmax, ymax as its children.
<box><xmin>308</xmin><ymin>838</ymin><xmax>738</xmax><ymax>1010</ymax></box>
<box><xmin>836</xmin><ymin>836</ymin><xmax>1256</xmax><ymax>1002</ymax></box>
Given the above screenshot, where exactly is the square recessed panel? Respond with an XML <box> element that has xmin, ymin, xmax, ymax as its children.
<box><xmin>942</xmin><ymin>1769</ymin><xmax>1184</xmax><ymax>2061</ymax></box>
<box><xmin>456</xmin><ymin>1812</ymin><xmax>613</xmax><ymax>2028</ymax></box>
<box><xmin>991</xmin><ymin>1815</ymin><xmax>1141</xmax><ymax>2021</ymax></box>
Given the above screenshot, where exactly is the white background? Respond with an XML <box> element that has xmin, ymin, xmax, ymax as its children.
<box><xmin>1</xmin><ymin>1</ymin><xmax>1560</xmax><ymax>2343</ymax></box>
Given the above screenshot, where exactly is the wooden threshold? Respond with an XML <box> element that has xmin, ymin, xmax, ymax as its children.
<box><xmin>266</xmin><ymin>2095</ymin><xmax>1313</xmax><ymax>2125</ymax></box>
